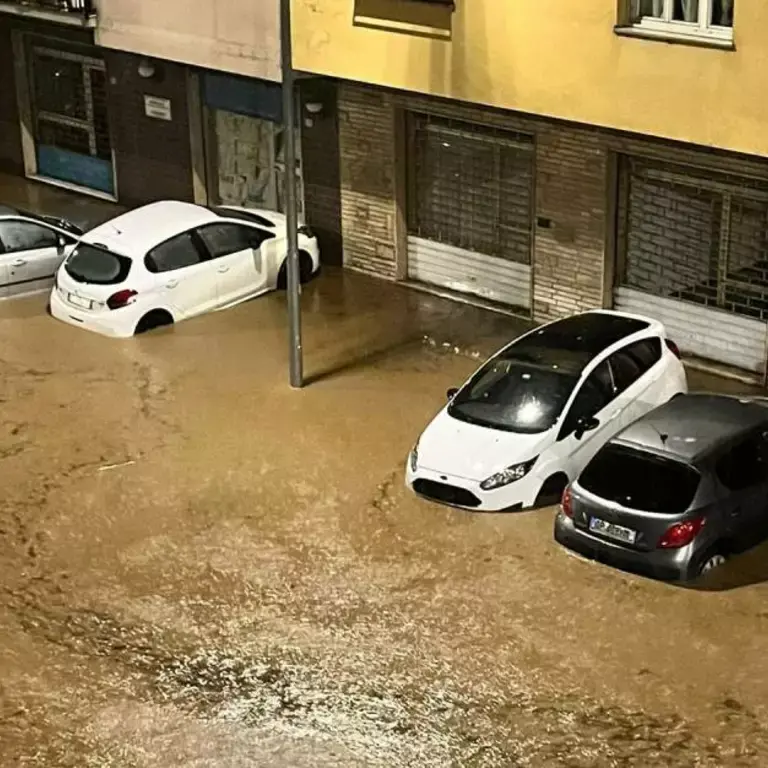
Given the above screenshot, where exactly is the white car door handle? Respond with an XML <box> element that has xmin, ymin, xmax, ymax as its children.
<box><xmin>11</xmin><ymin>259</ymin><xmax>26</xmax><ymax>267</ymax></box>
<box><xmin>165</xmin><ymin>279</ymin><xmax>179</xmax><ymax>289</ymax></box>
<box><xmin>217</xmin><ymin>266</ymin><xmax>229</xmax><ymax>273</ymax></box>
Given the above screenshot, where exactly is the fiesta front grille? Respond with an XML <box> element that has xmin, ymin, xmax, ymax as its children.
<box><xmin>413</xmin><ymin>479</ymin><xmax>481</xmax><ymax>508</ymax></box>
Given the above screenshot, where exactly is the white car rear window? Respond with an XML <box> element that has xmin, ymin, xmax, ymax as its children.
<box><xmin>65</xmin><ymin>243</ymin><xmax>132</xmax><ymax>285</ymax></box>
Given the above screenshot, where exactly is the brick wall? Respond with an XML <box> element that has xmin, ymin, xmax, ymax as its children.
<box><xmin>103</xmin><ymin>51</ymin><xmax>193</xmax><ymax>206</ymax></box>
<box><xmin>338</xmin><ymin>85</ymin><xmax>397</xmax><ymax>278</ymax></box>
<box><xmin>338</xmin><ymin>83</ymin><xmax>768</xmax><ymax>324</ymax></box>
<box><xmin>533</xmin><ymin>128</ymin><xmax>606</xmax><ymax>319</ymax></box>
<box><xmin>300</xmin><ymin>79</ymin><xmax>342</xmax><ymax>266</ymax></box>
<box><xmin>338</xmin><ymin>83</ymin><xmax>607</xmax><ymax>319</ymax></box>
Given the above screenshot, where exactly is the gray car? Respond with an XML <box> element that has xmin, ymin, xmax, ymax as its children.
<box><xmin>554</xmin><ymin>393</ymin><xmax>768</xmax><ymax>582</ymax></box>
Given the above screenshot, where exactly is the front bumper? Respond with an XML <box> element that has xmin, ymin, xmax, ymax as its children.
<box><xmin>554</xmin><ymin>512</ymin><xmax>697</xmax><ymax>582</ymax></box>
<box><xmin>50</xmin><ymin>289</ymin><xmax>137</xmax><ymax>338</ymax></box>
<box><xmin>405</xmin><ymin>462</ymin><xmax>536</xmax><ymax>512</ymax></box>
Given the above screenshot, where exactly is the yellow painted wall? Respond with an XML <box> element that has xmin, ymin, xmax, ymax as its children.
<box><xmin>292</xmin><ymin>0</ymin><xmax>768</xmax><ymax>158</ymax></box>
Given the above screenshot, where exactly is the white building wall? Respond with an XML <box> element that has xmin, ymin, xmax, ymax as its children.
<box><xmin>95</xmin><ymin>0</ymin><xmax>281</xmax><ymax>81</ymax></box>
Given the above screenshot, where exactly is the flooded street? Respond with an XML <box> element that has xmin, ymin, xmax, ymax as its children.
<box><xmin>1</xmin><ymin>269</ymin><xmax>768</xmax><ymax>767</ymax></box>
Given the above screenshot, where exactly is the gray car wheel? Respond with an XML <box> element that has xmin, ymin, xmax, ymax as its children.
<box><xmin>699</xmin><ymin>553</ymin><xmax>727</xmax><ymax>575</ymax></box>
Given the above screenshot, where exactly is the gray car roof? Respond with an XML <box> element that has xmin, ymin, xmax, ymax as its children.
<box><xmin>612</xmin><ymin>393</ymin><xmax>768</xmax><ymax>463</ymax></box>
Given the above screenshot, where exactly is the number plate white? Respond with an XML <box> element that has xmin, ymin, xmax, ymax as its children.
<box><xmin>68</xmin><ymin>293</ymin><xmax>92</xmax><ymax>309</ymax></box>
<box><xmin>589</xmin><ymin>516</ymin><xmax>637</xmax><ymax>545</ymax></box>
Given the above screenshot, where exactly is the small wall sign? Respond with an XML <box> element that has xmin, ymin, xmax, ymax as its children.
<box><xmin>143</xmin><ymin>95</ymin><xmax>172</xmax><ymax>121</ymax></box>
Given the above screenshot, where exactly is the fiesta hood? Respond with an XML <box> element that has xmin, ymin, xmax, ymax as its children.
<box><xmin>416</xmin><ymin>409</ymin><xmax>552</xmax><ymax>482</ymax></box>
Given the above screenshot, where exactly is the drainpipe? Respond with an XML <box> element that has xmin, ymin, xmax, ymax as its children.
<box><xmin>280</xmin><ymin>0</ymin><xmax>303</xmax><ymax>388</ymax></box>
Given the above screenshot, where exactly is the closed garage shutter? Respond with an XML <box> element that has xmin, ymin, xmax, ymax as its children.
<box><xmin>614</xmin><ymin>157</ymin><xmax>768</xmax><ymax>374</ymax></box>
<box><xmin>406</xmin><ymin>113</ymin><xmax>533</xmax><ymax>311</ymax></box>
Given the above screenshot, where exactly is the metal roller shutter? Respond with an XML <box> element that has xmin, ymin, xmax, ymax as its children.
<box><xmin>406</xmin><ymin>113</ymin><xmax>533</xmax><ymax>311</ymax></box>
<box><xmin>614</xmin><ymin>156</ymin><xmax>768</xmax><ymax>375</ymax></box>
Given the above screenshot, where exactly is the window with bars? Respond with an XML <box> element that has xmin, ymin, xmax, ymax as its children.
<box><xmin>617</xmin><ymin>158</ymin><xmax>768</xmax><ymax>321</ymax></box>
<box><xmin>407</xmin><ymin>113</ymin><xmax>534</xmax><ymax>265</ymax></box>
<box><xmin>28</xmin><ymin>43</ymin><xmax>112</xmax><ymax>163</ymax></box>
<box><xmin>627</xmin><ymin>0</ymin><xmax>734</xmax><ymax>42</ymax></box>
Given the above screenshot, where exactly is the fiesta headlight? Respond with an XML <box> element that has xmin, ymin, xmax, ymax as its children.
<box><xmin>409</xmin><ymin>441</ymin><xmax>419</xmax><ymax>472</ymax></box>
<box><xmin>480</xmin><ymin>456</ymin><xmax>538</xmax><ymax>491</ymax></box>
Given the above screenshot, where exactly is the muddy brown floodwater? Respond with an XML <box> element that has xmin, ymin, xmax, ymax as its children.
<box><xmin>1</xmin><ymin>271</ymin><xmax>767</xmax><ymax>767</ymax></box>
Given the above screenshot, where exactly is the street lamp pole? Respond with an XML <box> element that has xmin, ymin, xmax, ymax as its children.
<box><xmin>280</xmin><ymin>0</ymin><xmax>303</xmax><ymax>388</ymax></box>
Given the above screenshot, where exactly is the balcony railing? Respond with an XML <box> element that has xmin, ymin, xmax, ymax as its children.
<box><xmin>0</xmin><ymin>0</ymin><xmax>95</xmax><ymax>23</ymax></box>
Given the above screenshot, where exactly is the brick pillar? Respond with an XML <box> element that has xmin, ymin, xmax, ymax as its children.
<box><xmin>533</xmin><ymin>127</ymin><xmax>607</xmax><ymax>321</ymax></box>
<box><xmin>338</xmin><ymin>85</ymin><xmax>398</xmax><ymax>278</ymax></box>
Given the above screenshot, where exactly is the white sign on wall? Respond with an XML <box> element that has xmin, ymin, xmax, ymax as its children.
<box><xmin>143</xmin><ymin>95</ymin><xmax>172</xmax><ymax>121</ymax></box>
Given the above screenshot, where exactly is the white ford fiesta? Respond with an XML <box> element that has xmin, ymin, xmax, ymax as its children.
<box><xmin>50</xmin><ymin>201</ymin><xmax>320</xmax><ymax>338</ymax></box>
<box><xmin>406</xmin><ymin>310</ymin><xmax>688</xmax><ymax>512</ymax></box>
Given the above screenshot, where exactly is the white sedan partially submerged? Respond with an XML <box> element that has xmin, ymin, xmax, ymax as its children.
<box><xmin>406</xmin><ymin>310</ymin><xmax>688</xmax><ymax>512</ymax></box>
<box><xmin>0</xmin><ymin>205</ymin><xmax>83</xmax><ymax>299</ymax></box>
<box><xmin>50</xmin><ymin>201</ymin><xmax>320</xmax><ymax>337</ymax></box>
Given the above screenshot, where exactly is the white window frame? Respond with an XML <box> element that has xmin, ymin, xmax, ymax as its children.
<box><xmin>630</xmin><ymin>0</ymin><xmax>734</xmax><ymax>43</ymax></box>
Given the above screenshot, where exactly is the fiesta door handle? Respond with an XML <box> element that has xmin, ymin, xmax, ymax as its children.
<box><xmin>165</xmin><ymin>279</ymin><xmax>179</xmax><ymax>289</ymax></box>
<box><xmin>217</xmin><ymin>266</ymin><xmax>230</xmax><ymax>273</ymax></box>
<box><xmin>11</xmin><ymin>259</ymin><xmax>26</xmax><ymax>267</ymax></box>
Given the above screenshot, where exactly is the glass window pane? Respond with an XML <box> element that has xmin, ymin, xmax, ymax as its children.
<box><xmin>711</xmin><ymin>0</ymin><xmax>734</xmax><ymax>26</ymax></box>
<box><xmin>632</xmin><ymin>0</ymin><xmax>665</xmax><ymax>21</ymax></box>
<box><xmin>673</xmin><ymin>0</ymin><xmax>700</xmax><ymax>22</ymax></box>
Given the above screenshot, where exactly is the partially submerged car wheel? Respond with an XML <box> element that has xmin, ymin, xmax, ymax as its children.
<box><xmin>277</xmin><ymin>251</ymin><xmax>314</xmax><ymax>290</ymax></box>
<box><xmin>135</xmin><ymin>310</ymin><xmax>173</xmax><ymax>335</ymax></box>
<box><xmin>698</xmin><ymin>551</ymin><xmax>728</xmax><ymax>576</ymax></box>
<box><xmin>535</xmin><ymin>473</ymin><xmax>569</xmax><ymax>508</ymax></box>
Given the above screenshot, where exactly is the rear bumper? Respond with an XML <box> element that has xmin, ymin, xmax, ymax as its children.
<box><xmin>554</xmin><ymin>512</ymin><xmax>697</xmax><ymax>582</ymax></box>
<box><xmin>49</xmin><ymin>289</ymin><xmax>137</xmax><ymax>338</ymax></box>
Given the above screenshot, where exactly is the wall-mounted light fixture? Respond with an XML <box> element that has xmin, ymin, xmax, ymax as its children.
<box><xmin>303</xmin><ymin>100</ymin><xmax>323</xmax><ymax>128</ymax></box>
<box><xmin>137</xmin><ymin>58</ymin><xmax>156</xmax><ymax>79</ymax></box>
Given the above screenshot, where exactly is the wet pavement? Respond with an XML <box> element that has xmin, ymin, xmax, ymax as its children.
<box><xmin>1</xmin><ymin>173</ymin><xmax>124</xmax><ymax>230</ymax></box>
<box><xmin>1</xmin><ymin>178</ymin><xmax>768</xmax><ymax>767</ymax></box>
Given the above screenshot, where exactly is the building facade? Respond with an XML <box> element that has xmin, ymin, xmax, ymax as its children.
<box><xmin>0</xmin><ymin>0</ymin><xmax>343</xmax><ymax>263</ymax></box>
<box><xmin>291</xmin><ymin>0</ymin><xmax>768</xmax><ymax>379</ymax></box>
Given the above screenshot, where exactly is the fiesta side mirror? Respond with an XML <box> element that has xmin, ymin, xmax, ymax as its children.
<box><xmin>56</xmin><ymin>236</ymin><xmax>66</xmax><ymax>254</ymax></box>
<box><xmin>446</xmin><ymin>387</ymin><xmax>459</xmax><ymax>399</ymax></box>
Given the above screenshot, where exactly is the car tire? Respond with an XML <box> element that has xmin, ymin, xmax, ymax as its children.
<box><xmin>535</xmin><ymin>473</ymin><xmax>569</xmax><ymax>508</ymax></box>
<box><xmin>697</xmin><ymin>551</ymin><xmax>728</xmax><ymax>577</ymax></box>
<box><xmin>277</xmin><ymin>250</ymin><xmax>314</xmax><ymax>290</ymax></box>
<box><xmin>135</xmin><ymin>310</ymin><xmax>174</xmax><ymax>335</ymax></box>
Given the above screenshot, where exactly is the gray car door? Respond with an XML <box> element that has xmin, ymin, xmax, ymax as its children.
<box><xmin>713</xmin><ymin>429</ymin><xmax>768</xmax><ymax>553</ymax></box>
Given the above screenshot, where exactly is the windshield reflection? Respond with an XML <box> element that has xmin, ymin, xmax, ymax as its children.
<box><xmin>448</xmin><ymin>352</ymin><xmax>581</xmax><ymax>434</ymax></box>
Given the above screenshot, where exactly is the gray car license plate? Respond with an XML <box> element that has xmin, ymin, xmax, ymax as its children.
<box><xmin>589</xmin><ymin>516</ymin><xmax>637</xmax><ymax>545</ymax></box>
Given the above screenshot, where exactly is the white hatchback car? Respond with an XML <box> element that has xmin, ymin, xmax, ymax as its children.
<box><xmin>0</xmin><ymin>205</ymin><xmax>83</xmax><ymax>299</ymax></box>
<box><xmin>50</xmin><ymin>201</ymin><xmax>320</xmax><ymax>337</ymax></box>
<box><xmin>406</xmin><ymin>310</ymin><xmax>688</xmax><ymax>512</ymax></box>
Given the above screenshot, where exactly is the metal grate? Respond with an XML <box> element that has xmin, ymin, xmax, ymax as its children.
<box><xmin>617</xmin><ymin>156</ymin><xmax>768</xmax><ymax>322</ymax></box>
<box><xmin>11</xmin><ymin>0</ymin><xmax>94</xmax><ymax>16</ymax></box>
<box><xmin>408</xmin><ymin>113</ymin><xmax>534</xmax><ymax>265</ymax></box>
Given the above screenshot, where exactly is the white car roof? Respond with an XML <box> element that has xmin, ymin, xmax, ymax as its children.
<box><xmin>80</xmin><ymin>200</ymin><xmax>220</xmax><ymax>258</ymax></box>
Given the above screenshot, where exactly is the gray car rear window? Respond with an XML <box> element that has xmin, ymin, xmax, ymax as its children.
<box><xmin>579</xmin><ymin>443</ymin><xmax>700</xmax><ymax>514</ymax></box>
